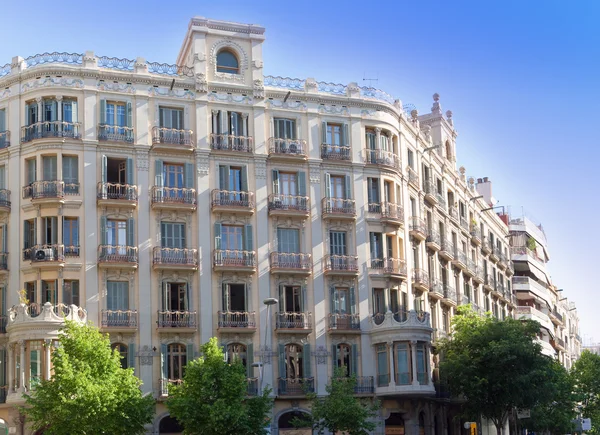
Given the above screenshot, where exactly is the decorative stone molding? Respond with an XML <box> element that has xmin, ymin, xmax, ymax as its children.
<box><xmin>309</xmin><ymin>166</ymin><xmax>321</xmax><ymax>185</ymax></box>
<box><xmin>135</xmin><ymin>151</ymin><xmax>149</xmax><ymax>171</ymax></box>
<box><xmin>312</xmin><ymin>345</ymin><xmax>330</xmax><ymax>364</ymax></box>
<box><xmin>22</xmin><ymin>77</ymin><xmax>84</xmax><ymax>92</ymax></box>
<box><xmin>255</xmin><ymin>159</ymin><xmax>266</xmax><ymax>179</ymax></box>
<box><xmin>318</xmin><ymin>104</ymin><xmax>349</xmax><ymax>116</ymax></box>
<box><xmin>253</xmin><ymin>79</ymin><xmax>264</xmax><ymax>99</ymax></box>
<box><xmin>208</xmin><ymin>92</ymin><xmax>252</xmax><ymax>105</ymax></box>
<box><xmin>266</xmin><ymin>99</ymin><xmax>307</xmax><ymax>111</ymax></box>
<box><xmin>210</xmin><ymin>39</ymin><xmax>249</xmax><ymax>78</ymax></box>
<box><xmin>148</xmin><ymin>86</ymin><xmax>195</xmax><ymax>100</ymax></box>
<box><xmin>97</xmin><ymin>81</ymin><xmax>135</xmax><ymax>94</ymax></box>
<box><xmin>0</xmin><ymin>88</ymin><xmax>11</xmax><ymax>100</ymax></box>
<box><xmin>138</xmin><ymin>345</ymin><xmax>155</xmax><ymax>366</ymax></box>
<box><xmin>195</xmin><ymin>73</ymin><xmax>208</xmax><ymax>93</ymax></box>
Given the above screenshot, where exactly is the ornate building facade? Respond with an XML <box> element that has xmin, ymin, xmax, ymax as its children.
<box><xmin>0</xmin><ymin>16</ymin><xmax>580</xmax><ymax>435</ymax></box>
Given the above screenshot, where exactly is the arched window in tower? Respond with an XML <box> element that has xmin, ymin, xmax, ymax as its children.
<box><xmin>445</xmin><ymin>140</ymin><xmax>452</xmax><ymax>161</ymax></box>
<box><xmin>216</xmin><ymin>50</ymin><xmax>239</xmax><ymax>74</ymax></box>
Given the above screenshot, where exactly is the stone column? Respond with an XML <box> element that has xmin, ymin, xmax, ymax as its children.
<box><xmin>387</xmin><ymin>341</ymin><xmax>396</xmax><ymax>387</ymax></box>
<box><xmin>44</xmin><ymin>339</ymin><xmax>51</xmax><ymax>380</ymax></box>
<box><xmin>411</xmin><ymin>340</ymin><xmax>418</xmax><ymax>386</ymax></box>
<box><xmin>18</xmin><ymin>340</ymin><xmax>25</xmax><ymax>392</ymax></box>
<box><xmin>7</xmin><ymin>344</ymin><xmax>13</xmax><ymax>391</ymax></box>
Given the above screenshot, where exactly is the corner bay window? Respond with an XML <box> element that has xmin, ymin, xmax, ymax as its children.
<box><xmin>375</xmin><ymin>341</ymin><xmax>429</xmax><ymax>387</ymax></box>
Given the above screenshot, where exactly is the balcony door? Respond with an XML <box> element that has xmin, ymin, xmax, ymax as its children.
<box><xmin>274</xmin><ymin>118</ymin><xmax>296</xmax><ymax>139</ymax></box>
<box><xmin>333</xmin><ymin>343</ymin><xmax>356</xmax><ymax>377</ymax></box>
<box><xmin>222</xmin><ymin>283</ymin><xmax>246</xmax><ymax>312</ymax></box>
<box><xmin>164</xmin><ymin>164</ymin><xmax>184</xmax><ymax>189</ymax></box>
<box><xmin>161</xmin><ymin>222</ymin><xmax>186</xmax><ymax>249</ymax></box>
<box><xmin>107</xmin><ymin>281</ymin><xmax>129</xmax><ymax>312</ymax></box>
<box><xmin>42</xmin><ymin>156</ymin><xmax>57</xmax><ymax>181</ymax></box>
<box><xmin>159</xmin><ymin>107</ymin><xmax>183</xmax><ymax>130</ymax></box>
<box><xmin>369</xmin><ymin>233</ymin><xmax>383</xmax><ymax>267</ymax></box>
<box><xmin>167</xmin><ymin>343</ymin><xmax>187</xmax><ymax>381</ymax></box>
<box><xmin>331</xmin><ymin>287</ymin><xmax>349</xmax><ymax>315</ymax></box>
<box><xmin>163</xmin><ymin>282</ymin><xmax>188</xmax><ymax>312</ymax></box>
<box><xmin>280</xmin><ymin>285</ymin><xmax>304</xmax><ymax>314</ymax></box>
<box><xmin>284</xmin><ymin>344</ymin><xmax>304</xmax><ymax>380</ymax></box>
<box><xmin>277</xmin><ymin>229</ymin><xmax>300</xmax><ymax>254</ymax></box>
<box><xmin>42</xmin><ymin>280</ymin><xmax>58</xmax><ymax>305</ymax></box>
<box><xmin>107</xmin><ymin>220</ymin><xmax>127</xmax><ymax>254</ymax></box>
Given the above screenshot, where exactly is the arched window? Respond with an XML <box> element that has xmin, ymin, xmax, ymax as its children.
<box><xmin>226</xmin><ymin>343</ymin><xmax>247</xmax><ymax>368</ymax></box>
<box><xmin>167</xmin><ymin>343</ymin><xmax>187</xmax><ymax>380</ymax></box>
<box><xmin>334</xmin><ymin>343</ymin><xmax>352</xmax><ymax>377</ymax></box>
<box><xmin>112</xmin><ymin>343</ymin><xmax>128</xmax><ymax>369</ymax></box>
<box><xmin>284</xmin><ymin>344</ymin><xmax>303</xmax><ymax>379</ymax></box>
<box><xmin>445</xmin><ymin>140</ymin><xmax>452</xmax><ymax>160</ymax></box>
<box><xmin>278</xmin><ymin>410</ymin><xmax>310</xmax><ymax>431</ymax></box>
<box><xmin>216</xmin><ymin>50</ymin><xmax>239</xmax><ymax>74</ymax></box>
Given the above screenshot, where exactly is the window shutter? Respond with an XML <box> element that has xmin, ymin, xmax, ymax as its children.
<box><xmin>126</xmin><ymin>102</ymin><xmax>132</xmax><ymax>128</ymax></box>
<box><xmin>0</xmin><ymin>348</ymin><xmax>5</xmax><ymax>386</ymax></box>
<box><xmin>155</xmin><ymin>160</ymin><xmax>163</xmax><ymax>187</ymax></box>
<box><xmin>99</xmin><ymin>100</ymin><xmax>106</xmax><ymax>125</ymax></box>
<box><xmin>331</xmin><ymin>344</ymin><xmax>338</xmax><ymax>376</ymax></box>
<box><xmin>301</xmin><ymin>285</ymin><xmax>307</xmax><ymax>313</ymax></box>
<box><xmin>214</xmin><ymin>223</ymin><xmax>222</xmax><ymax>250</ymax></box>
<box><xmin>219</xmin><ymin>110</ymin><xmax>228</xmax><ymax>135</ymax></box>
<box><xmin>343</xmin><ymin>123</ymin><xmax>349</xmax><ymax>146</ymax></box>
<box><xmin>329</xmin><ymin>286</ymin><xmax>335</xmax><ymax>314</ymax></box>
<box><xmin>244</xmin><ymin>224</ymin><xmax>253</xmax><ymax>252</ymax></box>
<box><xmin>278</xmin><ymin>285</ymin><xmax>284</xmax><ymax>312</ymax></box>
<box><xmin>302</xmin><ymin>344</ymin><xmax>311</xmax><ymax>378</ymax></box>
<box><xmin>186</xmin><ymin>343</ymin><xmax>195</xmax><ymax>363</ymax></box>
<box><xmin>272</xmin><ymin>170</ymin><xmax>279</xmax><ymax>195</ymax></box>
<box><xmin>126</xmin><ymin>218</ymin><xmax>134</xmax><ymax>247</ymax></box>
<box><xmin>101</xmin><ymin>155</ymin><xmax>107</xmax><ymax>184</ymax></box>
<box><xmin>0</xmin><ymin>166</ymin><xmax>4</xmax><ymax>190</ymax></box>
<box><xmin>350</xmin><ymin>286</ymin><xmax>356</xmax><ymax>315</ymax></box>
<box><xmin>33</xmin><ymin>219</ymin><xmax>37</xmax><ymax>245</ymax></box>
<box><xmin>128</xmin><ymin>343</ymin><xmax>136</xmax><ymax>372</ymax></box>
<box><xmin>23</xmin><ymin>221</ymin><xmax>29</xmax><ymax>250</ymax></box>
<box><xmin>321</xmin><ymin>122</ymin><xmax>327</xmax><ymax>144</ymax></box>
<box><xmin>246</xmin><ymin>343</ymin><xmax>254</xmax><ymax>378</ymax></box>
<box><xmin>100</xmin><ymin>216</ymin><xmax>107</xmax><ymax>245</ymax></box>
<box><xmin>241</xmin><ymin>166</ymin><xmax>248</xmax><ymax>191</ymax></box>
<box><xmin>126</xmin><ymin>158</ymin><xmax>133</xmax><ymax>185</ymax></box>
<box><xmin>70</xmin><ymin>100</ymin><xmax>78</xmax><ymax>123</ymax></box>
<box><xmin>1</xmin><ymin>224</ymin><xmax>6</xmax><ymax>253</ymax></box>
<box><xmin>218</xmin><ymin>165</ymin><xmax>230</xmax><ymax>190</ymax></box>
<box><xmin>25</xmin><ymin>103</ymin><xmax>30</xmax><ymax>125</ymax></box>
<box><xmin>51</xmin><ymin>217</ymin><xmax>57</xmax><ymax>244</ymax></box>
<box><xmin>1</xmin><ymin>287</ymin><xmax>5</xmax><ymax>315</ymax></box>
<box><xmin>222</xmin><ymin>283</ymin><xmax>229</xmax><ymax>311</ymax></box>
<box><xmin>297</xmin><ymin>171</ymin><xmax>306</xmax><ymax>197</ymax></box>
<box><xmin>351</xmin><ymin>344</ymin><xmax>358</xmax><ymax>375</ymax></box>
<box><xmin>184</xmin><ymin>163</ymin><xmax>194</xmax><ymax>189</ymax></box>
<box><xmin>161</xmin><ymin>344</ymin><xmax>168</xmax><ymax>380</ymax></box>
<box><xmin>72</xmin><ymin>280</ymin><xmax>80</xmax><ymax>306</ymax></box>
<box><xmin>345</xmin><ymin>174</ymin><xmax>352</xmax><ymax>199</ymax></box>
<box><xmin>0</xmin><ymin>110</ymin><xmax>5</xmax><ymax>132</ymax></box>
<box><xmin>278</xmin><ymin>344</ymin><xmax>286</xmax><ymax>390</ymax></box>
<box><xmin>325</xmin><ymin>173</ymin><xmax>331</xmax><ymax>198</ymax></box>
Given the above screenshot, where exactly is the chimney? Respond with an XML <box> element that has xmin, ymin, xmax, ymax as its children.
<box><xmin>475</xmin><ymin>177</ymin><xmax>497</xmax><ymax>207</ymax></box>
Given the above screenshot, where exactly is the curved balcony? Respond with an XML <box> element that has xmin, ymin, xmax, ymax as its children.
<box><xmin>157</xmin><ymin>310</ymin><xmax>197</xmax><ymax>331</ymax></box>
<box><xmin>217</xmin><ymin>311</ymin><xmax>256</xmax><ymax>333</ymax></box>
<box><xmin>98</xmin><ymin>245</ymin><xmax>138</xmax><ymax>269</ymax></box>
<box><xmin>512</xmin><ymin>276</ymin><xmax>554</xmax><ymax>307</ymax></box>
<box><xmin>412</xmin><ymin>268</ymin><xmax>430</xmax><ymax>291</ymax></box>
<box><xmin>270</xmin><ymin>252</ymin><xmax>311</xmax><ymax>275</ymax></box>
<box><xmin>275</xmin><ymin>311</ymin><xmax>312</xmax><ymax>332</ymax></box>
<box><xmin>153</xmin><ymin>247</ymin><xmax>198</xmax><ymax>271</ymax></box>
<box><xmin>209</xmin><ymin>133</ymin><xmax>252</xmax><ymax>153</ymax></box>
<box><xmin>24</xmin><ymin>244</ymin><xmax>65</xmax><ymax>268</ymax></box>
<box><xmin>322</xmin><ymin>197</ymin><xmax>356</xmax><ymax>220</ymax></box>
<box><xmin>426</xmin><ymin>229</ymin><xmax>441</xmax><ymax>251</ymax></box>
<box><xmin>213</xmin><ymin>249</ymin><xmax>256</xmax><ymax>273</ymax></box>
<box><xmin>0</xmin><ymin>130</ymin><xmax>10</xmax><ymax>149</ymax></box>
<box><xmin>381</xmin><ymin>202</ymin><xmax>404</xmax><ymax>226</ymax></box>
<box><xmin>515</xmin><ymin>306</ymin><xmax>553</xmax><ymax>333</ymax></box>
<box><xmin>442</xmin><ymin>284</ymin><xmax>457</xmax><ymax>306</ymax></box>
<box><xmin>21</xmin><ymin>121</ymin><xmax>81</xmax><ymax>143</ymax></box>
<box><xmin>7</xmin><ymin>302</ymin><xmax>87</xmax><ymax>337</ymax></box>
<box><xmin>98</xmin><ymin>124</ymin><xmax>134</xmax><ymax>143</ymax></box>
<box><xmin>321</xmin><ymin>144</ymin><xmax>351</xmax><ymax>161</ymax></box>
<box><xmin>369</xmin><ymin>310</ymin><xmax>432</xmax><ymax>343</ymax></box>
<box><xmin>211</xmin><ymin>189</ymin><xmax>255</xmax><ymax>214</ymax></box>
<box><xmin>464</xmin><ymin>258</ymin><xmax>478</xmax><ymax>278</ymax></box>
<box><xmin>363</xmin><ymin>149</ymin><xmax>401</xmax><ymax>170</ymax></box>
<box><xmin>152</xmin><ymin>126</ymin><xmax>194</xmax><ymax>150</ymax></box>
<box><xmin>369</xmin><ymin>258</ymin><xmax>407</xmax><ymax>280</ymax></box>
<box><xmin>0</xmin><ymin>189</ymin><xmax>10</xmax><ymax>212</ymax></box>
<box><xmin>100</xmin><ymin>309</ymin><xmax>138</xmax><ymax>332</ymax></box>
<box><xmin>97</xmin><ymin>182</ymin><xmax>138</xmax><ymax>208</ymax></box>
<box><xmin>409</xmin><ymin>216</ymin><xmax>428</xmax><ymax>241</ymax></box>
<box><xmin>268</xmin><ymin>194</ymin><xmax>309</xmax><ymax>218</ymax></box>
<box><xmin>328</xmin><ymin>313</ymin><xmax>361</xmax><ymax>333</ymax></box>
<box><xmin>268</xmin><ymin>138</ymin><xmax>307</xmax><ymax>160</ymax></box>
<box><xmin>323</xmin><ymin>254</ymin><xmax>359</xmax><ymax>276</ymax></box>
<box><xmin>23</xmin><ymin>181</ymin><xmax>75</xmax><ymax>204</ymax></box>
<box><xmin>439</xmin><ymin>239</ymin><xmax>454</xmax><ymax>261</ymax></box>
<box><xmin>151</xmin><ymin>186</ymin><xmax>196</xmax><ymax>211</ymax></box>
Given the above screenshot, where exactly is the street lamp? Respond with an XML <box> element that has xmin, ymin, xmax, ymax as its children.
<box><xmin>258</xmin><ymin>298</ymin><xmax>278</xmax><ymax>393</ymax></box>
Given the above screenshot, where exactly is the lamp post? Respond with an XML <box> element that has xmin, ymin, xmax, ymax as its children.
<box><xmin>257</xmin><ymin>297</ymin><xmax>278</xmax><ymax>394</ymax></box>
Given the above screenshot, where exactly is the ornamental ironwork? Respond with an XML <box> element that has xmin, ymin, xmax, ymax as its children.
<box><xmin>24</xmin><ymin>52</ymin><xmax>83</xmax><ymax>67</ymax></box>
<box><xmin>263</xmin><ymin>75</ymin><xmax>305</xmax><ymax>90</ymax></box>
<box><xmin>146</xmin><ymin>61</ymin><xmax>195</xmax><ymax>77</ymax></box>
<box><xmin>97</xmin><ymin>55</ymin><xmax>135</xmax><ymax>71</ymax></box>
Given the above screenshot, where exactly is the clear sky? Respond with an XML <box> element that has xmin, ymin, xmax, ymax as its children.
<box><xmin>1</xmin><ymin>0</ymin><xmax>598</xmax><ymax>341</ymax></box>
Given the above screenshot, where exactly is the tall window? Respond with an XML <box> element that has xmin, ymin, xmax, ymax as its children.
<box><xmin>329</xmin><ymin>231</ymin><xmax>347</xmax><ymax>256</ymax></box>
<box><xmin>163</xmin><ymin>164</ymin><xmax>184</xmax><ymax>188</ymax></box>
<box><xmin>26</xmin><ymin>159</ymin><xmax>36</xmax><ymax>184</ymax></box>
<box><xmin>216</xmin><ymin>50</ymin><xmax>239</xmax><ymax>74</ymax></box>
<box><xmin>161</xmin><ymin>222</ymin><xmax>186</xmax><ymax>248</ymax></box>
<box><xmin>105</xmin><ymin>102</ymin><xmax>126</xmax><ymax>127</ymax></box>
<box><xmin>62</xmin><ymin>156</ymin><xmax>78</xmax><ymax>194</ymax></box>
<box><xmin>395</xmin><ymin>343</ymin><xmax>411</xmax><ymax>385</ymax></box>
<box><xmin>63</xmin><ymin>280</ymin><xmax>80</xmax><ymax>306</ymax></box>
<box><xmin>42</xmin><ymin>156</ymin><xmax>57</xmax><ymax>181</ymax></box>
<box><xmin>279</xmin><ymin>172</ymin><xmax>297</xmax><ymax>196</ymax></box>
<box><xmin>25</xmin><ymin>282</ymin><xmax>36</xmax><ymax>304</ymax></box>
<box><xmin>376</xmin><ymin>344</ymin><xmax>389</xmax><ymax>386</ymax></box>
<box><xmin>159</xmin><ymin>107</ymin><xmax>183</xmax><ymax>130</ymax></box>
<box><xmin>327</xmin><ymin>123</ymin><xmax>342</xmax><ymax>146</ymax></box>
<box><xmin>277</xmin><ymin>228</ymin><xmax>300</xmax><ymax>253</ymax></box>
<box><xmin>42</xmin><ymin>217</ymin><xmax>57</xmax><ymax>245</ymax></box>
<box><xmin>107</xmin><ymin>281</ymin><xmax>129</xmax><ymax>311</ymax></box>
<box><xmin>226</xmin><ymin>343</ymin><xmax>247</xmax><ymax>366</ymax></box>
<box><xmin>334</xmin><ymin>343</ymin><xmax>352</xmax><ymax>377</ymax></box>
<box><xmin>222</xmin><ymin>283</ymin><xmax>246</xmax><ymax>312</ymax></box>
<box><xmin>284</xmin><ymin>344</ymin><xmax>303</xmax><ymax>379</ymax></box>
<box><xmin>63</xmin><ymin>217</ymin><xmax>79</xmax><ymax>256</ymax></box>
<box><xmin>29</xmin><ymin>341</ymin><xmax>42</xmax><ymax>388</ymax></box>
<box><xmin>373</xmin><ymin>288</ymin><xmax>385</xmax><ymax>315</ymax></box>
<box><xmin>416</xmin><ymin>342</ymin><xmax>428</xmax><ymax>384</ymax></box>
<box><xmin>369</xmin><ymin>233</ymin><xmax>383</xmax><ymax>262</ymax></box>
<box><xmin>366</xmin><ymin>129</ymin><xmax>376</xmax><ymax>150</ymax></box>
<box><xmin>274</xmin><ymin>118</ymin><xmax>296</xmax><ymax>139</ymax></box>
<box><xmin>163</xmin><ymin>282</ymin><xmax>188</xmax><ymax>311</ymax></box>
<box><xmin>222</xmin><ymin>226</ymin><xmax>243</xmax><ymax>251</ymax></box>
<box><xmin>281</xmin><ymin>286</ymin><xmax>302</xmax><ymax>313</ymax></box>
<box><xmin>42</xmin><ymin>280</ymin><xmax>57</xmax><ymax>304</ymax></box>
<box><xmin>167</xmin><ymin>343</ymin><xmax>187</xmax><ymax>380</ymax></box>
<box><xmin>112</xmin><ymin>343</ymin><xmax>128</xmax><ymax>369</ymax></box>
<box><xmin>228</xmin><ymin>112</ymin><xmax>244</xmax><ymax>136</ymax></box>
<box><xmin>331</xmin><ymin>287</ymin><xmax>349</xmax><ymax>314</ymax></box>
<box><xmin>107</xmin><ymin>220</ymin><xmax>127</xmax><ymax>246</ymax></box>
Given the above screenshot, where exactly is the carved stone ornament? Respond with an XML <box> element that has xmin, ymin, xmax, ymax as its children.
<box><xmin>312</xmin><ymin>345</ymin><xmax>330</xmax><ymax>364</ymax></box>
<box><xmin>259</xmin><ymin>345</ymin><xmax>275</xmax><ymax>364</ymax></box>
<box><xmin>253</xmin><ymin>79</ymin><xmax>265</xmax><ymax>99</ymax></box>
<box><xmin>195</xmin><ymin>72</ymin><xmax>208</xmax><ymax>93</ymax></box>
<box><xmin>138</xmin><ymin>345</ymin><xmax>155</xmax><ymax>366</ymax></box>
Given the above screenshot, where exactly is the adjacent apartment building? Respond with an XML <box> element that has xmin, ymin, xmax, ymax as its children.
<box><xmin>0</xmin><ymin>16</ymin><xmax>581</xmax><ymax>435</ymax></box>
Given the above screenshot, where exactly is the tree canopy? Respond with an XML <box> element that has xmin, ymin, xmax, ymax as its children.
<box><xmin>292</xmin><ymin>367</ymin><xmax>380</xmax><ymax>435</ymax></box>
<box><xmin>22</xmin><ymin>320</ymin><xmax>154</xmax><ymax>435</ymax></box>
<box><xmin>572</xmin><ymin>350</ymin><xmax>600</xmax><ymax>434</ymax></box>
<box><xmin>438</xmin><ymin>306</ymin><xmax>563</xmax><ymax>435</ymax></box>
<box><xmin>166</xmin><ymin>337</ymin><xmax>272</xmax><ymax>435</ymax></box>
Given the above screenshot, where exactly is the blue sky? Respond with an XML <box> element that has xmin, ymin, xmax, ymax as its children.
<box><xmin>1</xmin><ymin>0</ymin><xmax>598</xmax><ymax>341</ymax></box>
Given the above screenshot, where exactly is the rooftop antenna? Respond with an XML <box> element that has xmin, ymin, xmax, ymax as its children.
<box><xmin>362</xmin><ymin>72</ymin><xmax>378</xmax><ymax>87</ymax></box>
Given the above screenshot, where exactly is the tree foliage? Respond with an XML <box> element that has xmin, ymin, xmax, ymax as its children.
<box><xmin>438</xmin><ymin>306</ymin><xmax>562</xmax><ymax>435</ymax></box>
<box><xmin>292</xmin><ymin>367</ymin><xmax>380</xmax><ymax>435</ymax></box>
<box><xmin>22</xmin><ymin>320</ymin><xmax>154</xmax><ymax>435</ymax></box>
<box><xmin>166</xmin><ymin>337</ymin><xmax>272</xmax><ymax>435</ymax></box>
<box><xmin>572</xmin><ymin>350</ymin><xmax>600</xmax><ymax>434</ymax></box>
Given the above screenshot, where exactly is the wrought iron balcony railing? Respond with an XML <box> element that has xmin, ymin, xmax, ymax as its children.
<box><xmin>412</xmin><ymin>268</ymin><xmax>430</xmax><ymax>287</ymax></box>
<box><xmin>443</xmin><ymin>283</ymin><xmax>456</xmax><ymax>301</ymax></box>
<box><xmin>98</xmin><ymin>124</ymin><xmax>134</xmax><ymax>143</ymax></box>
<box><xmin>321</xmin><ymin>144</ymin><xmax>351</xmax><ymax>160</ymax></box>
<box><xmin>159</xmin><ymin>378</ymin><xmax>183</xmax><ymax>397</ymax></box>
<box><xmin>426</xmin><ymin>229</ymin><xmax>441</xmax><ymax>246</ymax></box>
<box><xmin>98</xmin><ymin>245</ymin><xmax>138</xmax><ymax>263</ymax></box>
<box><xmin>441</xmin><ymin>239</ymin><xmax>454</xmax><ymax>255</ymax></box>
<box><xmin>157</xmin><ymin>310</ymin><xmax>197</xmax><ymax>328</ymax></box>
<box><xmin>270</xmin><ymin>252</ymin><xmax>312</xmax><ymax>271</ymax></box>
<box><xmin>459</xmin><ymin>217</ymin><xmax>469</xmax><ymax>231</ymax></box>
<box><xmin>21</xmin><ymin>121</ymin><xmax>81</xmax><ymax>143</ymax></box>
<box><xmin>213</xmin><ymin>250</ymin><xmax>256</xmax><ymax>268</ymax></box>
<box><xmin>278</xmin><ymin>378</ymin><xmax>314</xmax><ymax>396</ymax></box>
<box><xmin>268</xmin><ymin>194</ymin><xmax>309</xmax><ymax>212</ymax></box>
<box><xmin>217</xmin><ymin>311</ymin><xmax>256</xmax><ymax>328</ymax></box>
<box><xmin>23</xmin><ymin>180</ymin><xmax>71</xmax><ymax>199</ymax></box>
<box><xmin>276</xmin><ymin>311</ymin><xmax>312</xmax><ymax>329</ymax></box>
<box><xmin>328</xmin><ymin>313</ymin><xmax>360</xmax><ymax>331</ymax></box>
<box><xmin>448</xmin><ymin>205</ymin><xmax>459</xmax><ymax>221</ymax></box>
<box><xmin>101</xmin><ymin>309</ymin><xmax>138</xmax><ymax>328</ymax></box>
<box><xmin>268</xmin><ymin>137</ymin><xmax>307</xmax><ymax>157</ymax></box>
<box><xmin>151</xmin><ymin>186</ymin><xmax>196</xmax><ymax>206</ymax></box>
<box><xmin>153</xmin><ymin>247</ymin><xmax>198</xmax><ymax>267</ymax></box>
<box><xmin>322</xmin><ymin>197</ymin><xmax>356</xmax><ymax>215</ymax></box>
<box><xmin>0</xmin><ymin>189</ymin><xmax>10</xmax><ymax>208</ymax></box>
<box><xmin>407</xmin><ymin>167</ymin><xmax>419</xmax><ymax>186</ymax></box>
<box><xmin>247</xmin><ymin>378</ymin><xmax>259</xmax><ymax>396</ymax></box>
<box><xmin>363</xmin><ymin>149</ymin><xmax>401</xmax><ymax>170</ymax></box>
<box><xmin>324</xmin><ymin>254</ymin><xmax>358</xmax><ymax>273</ymax></box>
<box><xmin>24</xmin><ymin>244</ymin><xmax>64</xmax><ymax>262</ymax></box>
<box><xmin>152</xmin><ymin>126</ymin><xmax>193</xmax><ymax>146</ymax></box>
<box><xmin>211</xmin><ymin>189</ymin><xmax>254</xmax><ymax>209</ymax></box>
<box><xmin>409</xmin><ymin>216</ymin><xmax>428</xmax><ymax>236</ymax></box>
<box><xmin>0</xmin><ymin>130</ymin><xmax>9</xmax><ymax>149</ymax></box>
<box><xmin>209</xmin><ymin>133</ymin><xmax>252</xmax><ymax>152</ymax></box>
<box><xmin>369</xmin><ymin>257</ymin><xmax>407</xmax><ymax>275</ymax></box>
<box><xmin>381</xmin><ymin>202</ymin><xmax>404</xmax><ymax>221</ymax></box>
<box><xmin>97</xmin><ymin>182</ymin><xmax>138</xmax><ymax>201</ymax></box>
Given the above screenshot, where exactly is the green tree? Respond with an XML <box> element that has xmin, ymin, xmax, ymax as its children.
<box><xmin>292</xmin><ymin>367</ymin><xmax>380</xmax><ymax>435</ymax></box>
<box><xmin>438</xmin><ymin>306</ymin><xmax>559</xmax><ymax>435</ymax></box>
<box><xmin>22</xmin><ymin>320</ymin><xmax>154</xmax><ymax>435</ymax></box>
<box><xmin>167</xmin><ymin>337</ymin><xmax>272</xmax><ymax>435</ymax></box>
<box><xmin>572</xmin><ymin>350</ymin><xmax>600</xmax><ymax>434</ymax></box>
